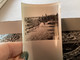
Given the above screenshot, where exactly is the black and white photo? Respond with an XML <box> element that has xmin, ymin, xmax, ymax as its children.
<box><xmin>62</xmin><ymin>18</ymin><xmax>80</xmax><ymax>60</ymax></box>
<box><xmin>0</xmin><ymin>33</ymin><xmax>22</xmax><ymax>42</ymax></box>
<box><xmin>22</xmin><ymin>3</ymin><xmax>63</xmax><ymax>60</ymax></box>
<box><xmin>24</xmin><ymin>14</ymin><xmax>58</xmax><ymax>40</ymax></box>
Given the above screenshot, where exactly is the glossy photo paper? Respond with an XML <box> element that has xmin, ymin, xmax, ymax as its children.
<box><xmin>22</xmin><ymin>3</ymin><xmax>63</xmax><ymax>60</ymax></box>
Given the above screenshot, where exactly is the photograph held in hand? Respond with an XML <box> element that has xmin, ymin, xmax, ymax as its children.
<box><xmin>22</xmin><ymin>2</ymin><xmax>63</xmax><ymax>60</ymax></box>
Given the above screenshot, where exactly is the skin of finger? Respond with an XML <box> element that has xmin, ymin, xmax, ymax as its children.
<box><xmin>0</xmin><ymin>43</ymin><xmax>10</xmax><ymax>60</ymax></box>
<box><xmin>0</xmin><ymin>42</ymin><xmax>22</xmax><ymax>60</ymax></box>
<box><xmin>8</xmin><ymin>55</ymin><xmax>24</xmax><ymax>60</ymax></box>
<box><xmin>14</xmin><ymin>56</ymin><xmax>24</xmax><ymax>60</ymax></box>
<box><xmin>7</xmin><ymin>42</ymin><xmax>22</xmax><ymax>58</ymax></box>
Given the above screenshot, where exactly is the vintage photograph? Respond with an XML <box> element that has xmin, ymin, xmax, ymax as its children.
<box><xmin>0</xmin><ymin>33</ymin><xmax>22</xmax><ymax>42</ymax></box>
<box><xmin>24</xmin><ymin>14</ymin><xmax>58</xmax><ymax>40</ymax></box>
<box><xmin>63</xmin><ymin>31</ymin><xmax>80</xmax><ymax>60</ymax></box>
<box><xmin>62</xmin><ymin>18</ymin><xmax>80</xmax><ymax>60</ymax></box>
<box><xmin>22</xmin><ymin>3</ymin><xmax>63</xmax><ymax>60</ymax></box>
<box><xmin>22</xmin><ymin>3</ymin><xmax>61</xmax><ymax>41</ymax></box>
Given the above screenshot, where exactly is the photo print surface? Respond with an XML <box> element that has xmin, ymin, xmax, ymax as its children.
<box><xmin>62</xmin><ymin>18</ymin><xmax>80</xmax><ymax>60</ymax></box>
<box><xmin>24</xmin><ymin>14</ymin><xmax>58</xmax><ymax>40</ymax></box>
<box><xmin>0</xmin><ymin>33</ymin><xmax>22</xmax><ymax>42</ymax></box>
<box><xmin>0</xmin><ymin>21</ymin><xmax>22</xmax><ymax>43</ymax></box>
<box><xmin>22</xmin><ymin>3</ymin><xmax>63</xmax><ymax>60</ymax></box>
<box><xmin>22</xmin><ymin>3</ymin><xmax>60</xmax><ymax>41</ymax></box>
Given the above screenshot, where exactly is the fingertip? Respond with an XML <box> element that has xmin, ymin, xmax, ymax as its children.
<box><xmin>7</xmin><ymin>42</ymin><xmax>23</xmax><ymax>58</ymax></box>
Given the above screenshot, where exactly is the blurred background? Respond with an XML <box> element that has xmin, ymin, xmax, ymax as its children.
<box><xmin>0</xmin><ymin>0</ymin><xmax>80</xmax><ymax>21</ymax></box>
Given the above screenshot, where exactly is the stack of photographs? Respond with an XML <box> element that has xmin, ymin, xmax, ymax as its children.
<box><xmin>0</xmin><ymin>21</ymin><xmax>22</xmax><ymax>43</ymax></box>
<box><xmin>62</xmin><ymin>18</ymin><xmax>80</xmax><ymax>60</ymax></box>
